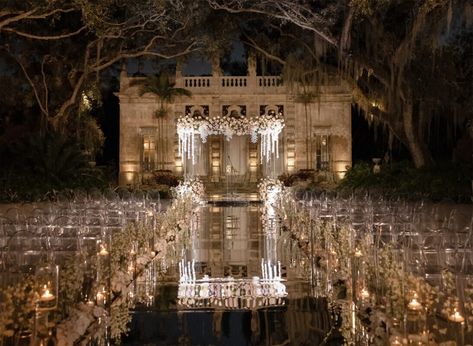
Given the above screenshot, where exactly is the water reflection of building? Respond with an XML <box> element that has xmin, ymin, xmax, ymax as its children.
<box><xmin>117</xmin><ymin>54</ymin><xmax>352</xmax><ymax>186</ymax></box>
<box><xmin>189</xmin><ymin>206</ymin><xmax>264</xmax><ymax>279</ymax></box>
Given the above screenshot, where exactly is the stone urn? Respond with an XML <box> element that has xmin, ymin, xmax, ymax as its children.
<box><xmin>372</xmin><ymin>158</ymin><xmax>381</xmax><ymax>174</ymax></box>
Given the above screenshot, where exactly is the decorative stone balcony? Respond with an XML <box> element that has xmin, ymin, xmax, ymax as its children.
<box><xmin>175</xmin><ymin>76</ymin><xmax>285</xmax><ymax>95</ymax></box>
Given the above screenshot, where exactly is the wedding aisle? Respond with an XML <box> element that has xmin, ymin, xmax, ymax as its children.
<box><xmin>0</xmin><ymin>185</ymin><xmax>472</xmax><ymax>345</ymax></box>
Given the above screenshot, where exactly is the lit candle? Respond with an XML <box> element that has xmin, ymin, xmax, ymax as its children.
<box><xmin>360</xmin><ymin>288</ymin><xmax>370</xmax><ymax>300</ymax></box>
<box><xmin>98</xmin><ymin>244</ymin><xmax>108</xmax><ymax>256</ymax></box>
<box><xmin>354</xmin><ymin>249</ymin><xmax>362</xmax><ymax>257</ymax></box>
<box><xmin>96</xmin><ymin>291</ymin><xmax>104</xmax><ymax>304</ymax></box>
<box><xmin>96</xmin><ymin>289</ymin><xmax>106</xmax><ymax>305</ymax></box>
<box><xmin>40</xmin><ymin>285</ymin><xmax>55</xmax><ymax>301</ymax></box>
<box><xmin>277</xmin><ymin>261</ymin><xmax>281</xmax><ymax>278</ymax></box>
<box><xmin>389</xmin><ymin>335</ymin><xmax>403</xmax><ymax>345</ymax></box>
<box><xmin>448</xmin><ymin>308</ymin><xmax>465</xmax><ymax>323</ymax></box>
<box><xmin>86</xmin><ymin>300</ymin><xmax>94</xmax><ymax>306</ymax></box>
<box><xmin>408</xmin><ymin>292</ymin><xmax>422</xmax><ymax>311</ymax></box>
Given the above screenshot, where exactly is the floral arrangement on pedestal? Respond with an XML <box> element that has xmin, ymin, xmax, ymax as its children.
<box><xmin>177</xmin><ymin>114</ymin><xmax>285</xmax><ymax>163</ymax></box>
<box><xmin>258</xmin><ymin>178</ymin><xmax>283</xmax><ymax>204</ymax></box>
<box><xmin>170</xmin><ymin>177</ymin><xmax>206</xmax><ymax>204</ymax></box>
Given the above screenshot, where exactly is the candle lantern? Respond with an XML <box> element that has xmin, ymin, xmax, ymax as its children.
<box><xmin>32</xmin><ymin>264</ymin><xmax>58</xmax><ymax>345</ymax></box>
<box><xmin>35</xmin><ymin>265</ymin><xmax>58</xmax><ymax>311</ymax></box>
<box><xmin>447</xmin><ymin>305</ymin><xmax>465</xmax><ymax>345</ymax></box>
<box><xmin>406</xmin><ymin>291</ymin><xmax>426</xmax><ymax>342</ymax></box>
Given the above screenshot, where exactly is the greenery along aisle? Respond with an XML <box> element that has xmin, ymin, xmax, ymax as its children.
<box><xmin>275</xmin><ymin>188</ymin><xmax>473</xmax><ymax>345</ymax></box>
<box><xmin>0</xmin><ymin>186</ymin><xmax>200</xmax><ymax>345</ymax></box>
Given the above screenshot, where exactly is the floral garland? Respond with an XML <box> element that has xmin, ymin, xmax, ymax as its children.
<box><xmin>177</xmin><ymin>114</ymin><xmax>285</xmax><ymax>163</ymax></box>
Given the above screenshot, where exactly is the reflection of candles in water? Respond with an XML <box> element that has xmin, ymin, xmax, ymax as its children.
<box><xmin>40</xmin><ymin>285</ymin><xmax>55</xmax><ymax>301</ymax></box>
<box><xmin>408</xmin><ymin>292</ymin><xmax>422</xmax><ymax>311</ymax></box>
<box><xmin>389</xmin><ymin>335</ymin><xmax>403</xmax><ymax>345</ymax></box>
<box><xmin>96</xmin><ymin>289</ymin><xmax>106</xmax><ymax>305</ymax></box>
<box><xmin>99</xmin><ymin>244</ymin><xmax>109</xmax><ymax>256</ymax></box>
<box><xmin>448</xmin><ymin>308</ymin><xmax>465</xmax><ymax>323</ymax></box>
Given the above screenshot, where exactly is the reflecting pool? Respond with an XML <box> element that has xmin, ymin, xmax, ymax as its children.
<box><xmin>123</xmin><ymin>202</ymin><xmax>342</xmax><ymax>345</ymax></box>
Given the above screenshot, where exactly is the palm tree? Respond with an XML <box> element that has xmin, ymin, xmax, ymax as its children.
<box><xmin>296</xmin><ymin>88</ymin><xmax>318</xmax><ymax>169</ymax></box>
<box><xmin>283</xmin><ymin>56</ymin><xmax>320</xmax><ymax>170</ymax></box>
<box><xmin>131</xmin><ymin>74</ymin><xmax>191</xmax><ymax>170</ymax></box>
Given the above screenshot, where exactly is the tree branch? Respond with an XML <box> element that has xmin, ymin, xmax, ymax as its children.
<box><xmin>0</xmin><ymin>7</ymin><xmax>77</xmax><ymax>29</ymax></box>
<box><xmin>207</xmin><ymin>0</ymin><xmax>338</xmax><ymax>46</ymax></box>
<box><xmin>41</xmin><ymin>56</ymin><xmax>49</xmax><ymax>115</ymax></box>
<box><xmin>3</xmin><ymin>25</ymin><xmax>87</xmax><ymax>40</ymax></box>
<box><xmin>5</xmin><ymin>49</ymin><xmax>49</xmax><ymax>118</ymax></box>
<box><xmin>242</xmin><ymin>35</ymin><xmax>286</xmax><ymax>65</ymax></box>
<box><xmin>0</xmin><ymin>8</ymin><xmax>37</xmax><ymax>30</ymax></box>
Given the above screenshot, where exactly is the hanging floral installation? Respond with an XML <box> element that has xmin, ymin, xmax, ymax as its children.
<box><xmin>177</xmin><ymin>114</ymin><xmax>285</xmax><ymax>164</ymax></box>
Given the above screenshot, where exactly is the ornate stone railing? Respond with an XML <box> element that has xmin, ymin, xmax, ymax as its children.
<box><xmin>177</xmin><ymin>76</ymin><xmax>285</xmax><ymax>94</ymax></box>
<box><xmin>257</xmin><ymin>76</ymin><xmax>283</xmax><ymax>87</ymax></box>
<box><xmin>221</xmin><ymin>76</ymin><xmax>248</xmax><ymax>87</ymax></box>
<box><xmin>183</xmin><ymin>77</ymin><xmax>211</xmax><ymax>88</ymax></box>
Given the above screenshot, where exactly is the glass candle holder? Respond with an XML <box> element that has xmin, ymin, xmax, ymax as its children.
<box><xmin>35</xmin><ymin>265</ymin><xmax>58</xmax><ymax>311</ymax></box>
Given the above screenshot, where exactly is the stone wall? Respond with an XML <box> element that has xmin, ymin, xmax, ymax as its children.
<box><xmin>117</xmin><ymin>70</ymin><xmax>352</xmax><ymax>186</ymax></box>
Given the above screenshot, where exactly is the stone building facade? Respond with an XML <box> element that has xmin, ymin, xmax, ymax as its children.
<box><xmin>117</xmin><ymin>58</ymin><xmax>352</xmax><ymax>186</ymax></box>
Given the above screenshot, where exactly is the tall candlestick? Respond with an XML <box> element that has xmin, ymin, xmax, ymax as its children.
<box><xmin>192</xmin><ymin>260</ymin><xmax>196</xmax><ymax>282</ymax></box>
<box><xmin>261</xmin><ymin>259</ymin><xmax>265</xmax><ymax>279</ymax></box>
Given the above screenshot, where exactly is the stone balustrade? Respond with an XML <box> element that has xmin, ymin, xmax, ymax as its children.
<box><xmin>177</xmin><ymin>76</ymin><xmax>285</xmax><ymax>94</ymax></box>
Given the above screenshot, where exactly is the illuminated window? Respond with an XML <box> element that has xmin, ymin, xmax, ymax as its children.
<box><xmin>313</xmin><ymin>135</ymin><xmax>330</xmax><ymax>171</ymax></box>
<box><xmin>142</xmin><ymin>136</ymin><xmax>156</xmax><ymax>171</ymax></box>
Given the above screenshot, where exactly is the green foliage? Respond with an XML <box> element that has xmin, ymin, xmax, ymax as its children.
<box><xmin>337</xmin><ymin>161</ymin><xmax>472</xmax><ymax>201</ymax></box>
<box><xmin>0</xmin><ymin>277</ymin><xmax>40</xmax><ymax>338</ymax></box>
<box><xmin>279</xmin><ymin>170</ymin><xmax>314</xmax><ymax>186</ymax></box>
<box><xmin>131</xmin><ymin>74</ymin><xmax>191</xmax><ymax>117</ymax></box>
<box><xmin>153</xmin><ymin>171</ymin><xmax>180</xmax><ymax>187</ymax></box>
<box><xmin>0</xmin><ymin>132</ymin><xmax>107</xmax><ymax>202</ymax></box>
<box><xmin>350</xmin><ymin>0</ymin><xmax>392</xmax><ymax>16</ymax></box>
